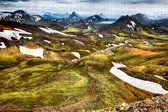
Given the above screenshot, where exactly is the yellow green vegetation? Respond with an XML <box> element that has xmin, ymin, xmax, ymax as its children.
<box><xmin>0</xmin><ymin>52</ymin><xmax>152</xmax><ymax>111</ymax></box>
<box><xmin>112</xmin><ymin>40</ymin><xmax>168</xmax><ymax>91</ymax></box>
<box><xmin>115</xmin><ymin>36</ymin><xmax>125</xmax><ymax>42</ymax></box>
<box><xmin>63</xmin><ymin>27</ymin><xmax>80</xmax><ymax>33</ymax></box>
<box><xmin>0</xmin><ymin>55</ymin><xmax>20</xmax><ymax>68</ymax></box>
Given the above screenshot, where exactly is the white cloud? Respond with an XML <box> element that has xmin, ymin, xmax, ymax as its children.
<box><xmin>0</xmin><ymin>0</ymin><xmax>168</xmax><ymax>18</ymax></box>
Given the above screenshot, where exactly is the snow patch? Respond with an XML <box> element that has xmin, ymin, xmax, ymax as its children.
<box><xmin>130</xmin><ymin>21</ymin><xmax>136</xmax><ymax>28</ymax></box>
<box><xmin>106</xmin><ymin>43</ymin><xmax>112</xmax><ymax>47</ymax></box>
<box><xmin>39</xmin><ymin>27</ymin><xmax>76</xmax><ymax>37</ymax></box>
<box><xmin>102</xmin><ymin>47</ymin><xmax>114</xmax><ymax>55</ymax></box>
<box><xmin>0</xmin><ymin>42</ymin><xmax>6</xmax><ymax>48</ymax></box>
<box><xmin>88</xmin><ymin>26</ymin><xmax>92</xmax><ymax>30</ymax></box>
<box><xmin>74</xmin><ymin>40</ymin><xmax>84</xmax><ymax>45</ymax></box>
<box><xmin>32</xmin><ymin>15</ymin><xmax>42</xmax><ymax>21</ymax></box>
<box><xmin>112</xmin><ymin>34</ymin><xmax>117</xmax><ymax>37</ymax></box>
<box><xmin>110</xmin><ymin>62</ymin><xmax>168</xmax><ymax>94</ymax></box>
<box><xmin>127</xmin><ymin>24</ymin><xmax>134</xmax><ymax>30</ymax></box>
<box><xmin>155</xmin><ymin>75</ymin><xmax>167</xmax><ymax>81</ymax></box>
<box><xmin>83</xmin><ymin>50</ymin><xmax>91</xmax><ymax>53</ymax></box>
<box><xmin>93</xmin><ymin>48</ymin><xmax>98</xmax><ymax>51</ymax></box>
<box><xmin>125</xmin><ymin>40</ymin><xmax>129</xmax><ymax>44</ymax></box>
<box><xmin>101</xmin><ymin>49</ymin><xmax>107</xmax><ymax>53</ymax></box>
<box><xmin>129</xmin><ymin>44</ymin><xmax>132</xmax><ymax>46</ymax></box>
<box><xmin>44</xmin><ymin>40</ymin><xmax>51</xmax><ymax>44</ymax></box>
<box><xmin>0</xmin><ymin>28</ymin><xmax>32</xmax><ymax>40</ymax></box>
<box><xmin>14</xmin><ymin>28</ymin><xmax>32</xmax><ymax>35</ymax></box>
<box><xmin>144</xmin><ymin>41</ymin><xmax>150</xmax><ymax>46</ymax></box>
<box><xmin>72</xmin><ymin>59</ymin><xmax>78</xmax><ymax>62</ymax></box>
<box><xmin>0</xmin><ymin>13</ymin><xmax>11</xmax><ymax>20</ymax></box>
<box><xmin>19</xmin><ymin>46</ymin><xmax>44</xmax><ymax>58</ymax></box>
<box><xmin>98</xmin><ymin>34</ymin><xmax>104</xmax><ymax>38</ymax></box>
<box><xmin>112</xmin><ymin>43</ymin><xmax>125</xmax><ymax>48</ymax></box>
<box><xmin>72</xmin><ymin>52</ymin><xmax>80</xmax><ymax>58</ymax></box>
<box><xmin>24</xmin><ymin>36</ymin><xmax>33</xmax><ymax>39</ymax></box>
<box><xmin>61</xmin><ymin>43</ymin><xmax>65</xmax><ymax>45</ymax></box>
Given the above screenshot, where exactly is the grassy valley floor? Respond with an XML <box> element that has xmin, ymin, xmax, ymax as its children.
<box><xmin>0</xmin><ymin>21</ymin><xmax>168</xmax><ymax>111</ymax></box>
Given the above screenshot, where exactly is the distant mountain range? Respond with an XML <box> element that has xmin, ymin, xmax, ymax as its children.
<box><xmin>85</xmin><ymin>15</ymin><xmax>108</xmax><ymax>23</ymax></box>
<box><xmin>131</xmin><ymin>13</ymin><xmax>168</xmax><ymax>26</ymax></box>
<box><xmin>113</xmin><ymin>15</ymin><xmax>141</xmax><ymax>28</ymax></box>
<box><xmin>67</xmin><ymin>11</ymin><xmax>82</xmax><ymax>21</ymax></box>
<box><xmin>0</xmin><ymin>10</ymin><xmax>43</xmax><ymax>24</ymax></box>
<box><xmin>0</xmin><ymin>10</ymin><xmax>168</xmax><ymax>28</ymax></box>
<box><xmin>0</xmin><ymin>10</ymin><xmax>109</xmax><ymax>24</ymax></box>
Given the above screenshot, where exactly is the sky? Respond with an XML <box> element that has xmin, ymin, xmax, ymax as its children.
<box><xmin>0</xmin><ymin>0</ymin><xmax>168</xmax><ymax>18</ymax></box>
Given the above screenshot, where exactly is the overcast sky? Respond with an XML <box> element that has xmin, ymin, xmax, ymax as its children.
<box><xmin>0</xmin><ymin>0</ymin><xmax>168</xmax><ymax>18</ymax></box>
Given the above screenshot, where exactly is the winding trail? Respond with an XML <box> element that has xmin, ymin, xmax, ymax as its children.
<box><xmin>110</xmin><ymin>62</ymin><xmax>168</xmax><ymax>94</ymax></box>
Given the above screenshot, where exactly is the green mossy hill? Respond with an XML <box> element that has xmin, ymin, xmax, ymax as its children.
<box><xmin>0</xmin><ymin>52</ymin><xmax>153</xmax><ymax>111</ymax></box>
<box><xmin>112</xmin><ymin>39</ymin><xmax>168</xmax><ymax>90</ymax></box>
<box><xmin>0</xmin><ymin>56</ymin><xmax>20</xmax><ymax>69</ymax></box>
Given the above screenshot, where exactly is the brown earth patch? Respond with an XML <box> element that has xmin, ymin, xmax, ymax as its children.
<box><xmin>128</xmin><ymin>48</ymin><xmax>158</xmax><ymax>56</ymax></box>
<box><xmin>0</xmin><ymin>25</ymin><xmax>13</xmax><ymax>30</ymax></box>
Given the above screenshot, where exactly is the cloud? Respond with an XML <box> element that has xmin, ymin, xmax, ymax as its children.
<box><xmin>0</xmin><ymin>0</ymin><xmax>167</xmax><ymax>18</ymax></box>
<box><xmin>0</xmin><ymin>0</ymin><xmax>29</xmax><ymax>2</ymax></box>
<box><xmin>79</xmin><ymin>0</ymin><xmax>111</xmax><ymax>3</ymax></box>
<box><xmin>123</xmin><ymin>0</ymin><xmax>158</xmax><ymax>4</ymax></box>
<box><xmin>122</xmin><ymin>0</ymin><xmax>168</xmax><ymax>4</ymax></box>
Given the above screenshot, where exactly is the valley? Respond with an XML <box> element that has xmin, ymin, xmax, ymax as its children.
<box><xmin>0</xmin><ymin>10</ymin><xmax>168</xmax><ymax>112</ymax></box>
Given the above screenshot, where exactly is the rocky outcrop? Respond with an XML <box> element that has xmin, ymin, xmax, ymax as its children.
<box><xmin>115</xmin><ymin>95</ymin><xmax>168</xmax><ymax>112</ymax></box>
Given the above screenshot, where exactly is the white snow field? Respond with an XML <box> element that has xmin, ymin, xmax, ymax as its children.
<box><xmin>39</xmin><ymin>27</ymin><xmax>76</xmax><ymax>37</ymax></box>
<box><xmin>0</xmin><ymin>28</ymin><xmax>32</xmax><ymax>40</ymax></box>
<box><xmin>72</xmin><ymin>52</ymin><xmax>80</xmax><ymax>59</ymax></box>
<box><xmin>44</xmin><ymin>40</ymin><xmax>51</xmax><ymax>44</ymax></box>
<box><xmin>155</xmin><ymin>75</ymin><xmax>167</xmax><ymax>81</ymax></box>
<box><xmin>74</xmin><ymin>40</ymin><xmax>85</xmax><ymax>45</ymax></box>
<box><xmin>19</xmin><ymin>46</ymin><xmax>44</xmax><ymax>58</ymax></box>
<box><xmin>0</xmin><ymin>42</ymin><xmax>6</xmax><ymax>48</ymax></box>
<box><xmin>110</xmin><ymin>62</ymin><xmax>168</xmax><ymax>94</ymax></box>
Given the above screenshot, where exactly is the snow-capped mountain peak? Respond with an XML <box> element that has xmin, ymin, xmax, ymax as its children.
<box><xmin>67</xmin><ymin>11</ymin><xmax>81</xmax><ymax>21</ymax></box>
<box><xmin>64</xmin><ymin>12</ymin><xmax>71</xmax><ymax>19</ymax></box>
<box><xmin>12</xmin><ymin>10</ymin><xmax>27</xmax><ymax>16</ymax></box>
<box><xmin>85</xmin><ymin>15</ymin><xmax>105</xmax><ymax>23</ymax></box>
<box><xmin>99</xmin><ymin>13</ymin><xmax>106</xmax><ymax>19</ymax></box>
<box><xmin>0</xmin><ymin>12</ymin><xmax>11</xmax><ymax>20</ymax></box>
<box><xmin>0</xmin><ymin>10</ymin><xmax>42</xmax><ymax>24</ymax></box>
<box><xmin>32</xmin><ymin>15</ymin><xmax>42</xmax><ymax>21</ymax></box>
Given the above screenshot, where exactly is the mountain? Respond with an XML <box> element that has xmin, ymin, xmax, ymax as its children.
<box><xmin>43</xmin><ymin>13</ymin><xmax>66</xmax><ymax>20</ymax></box>
<box><xmin>67</xmin><ymin>11</ymin><xmax>82</xmax><ymax>21</ymax></box>
<box><xmin>43</xmin><ymin>12</ymin><xmax>78</xmax><ymax>20</ymax></box>
<box><xmin>99</xmin><ymin>13</ymin><xmax>106</xmax><ymax>19</ymax></box>
<box><xmin>104</xmin><ymin>14</ymin><xmax>168</xmax><ymax>39</ymax></box>
<box><xmin>104</xmin><ymin>15</ymin><xmax>148</xmax><ymax>38</ymax></box>
<box><xmin>131</xmin><ymin>13</ymin><xmax>154</xmax><ymax>26</ymax></box>
<box><xmin>32</xmin><ymin>15</ymin><xmax>42</xmax><ymax>21</ymax></box>
<box><xmin>43</xmin><ymin>13</ymin><xmax>56</xmax><ymax>20</ymax></box>
<box><xmin>147</xmin><ymin>14</ymin><xmax>168</xmax><ymax>20</ymax></box>
<box><xmin>112</xmin><ymin>15</ymin><xmax>142</xmax><ymax>30</ymax></box>
<box><xmin>0</xmin><ymin>10</ymin><xmax>42</xmax><ymax>24</ymax></box>
<box><xmin>155</xmin><ymin>18</ymin><xmax>168</xmax><ymax>26</ymax></box>
<box><xmin>42</xmin><ymin>12</ymin><xmax>80</xmax><ymax>21</ymax></box>
<box><xmin>55</xmin><ymin>12</ymin><xmax>83</xmax><ymax>28</ymax></box>
<box><xmin>63</xmin><ymin>13</ymin><xmax>71</xmax><ymax>19</ymax></box>
<box><xmin>85</xmin><ymin>15</ymin><xmax>108</xmax><ymax>23</ymax></box>
<box><xmin>131</xmin><ymin>13</ymin><xmax>168</xmax><ymax>26</ymax></box>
